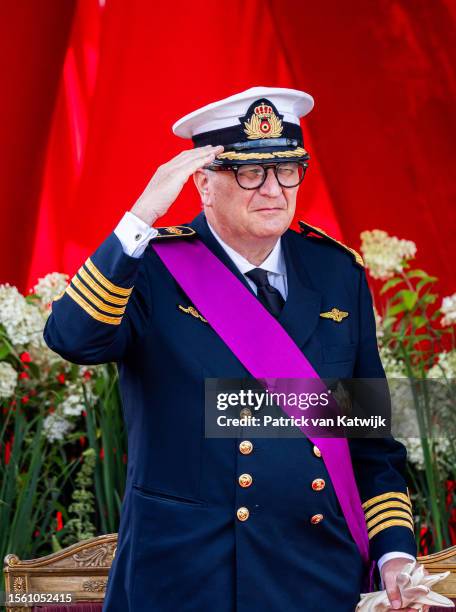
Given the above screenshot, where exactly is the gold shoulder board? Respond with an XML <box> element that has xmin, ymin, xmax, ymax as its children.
<box><xmin>153</xmin><ymin>226</ymin><xmax>196</xmax><ymax>239</ymax></box>
<box><xmin>298</xmin><ymin>221</ymin><xmax>364</xmax><ymax>268</ymax></box>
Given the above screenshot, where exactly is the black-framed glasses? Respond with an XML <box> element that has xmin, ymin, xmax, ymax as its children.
<box><xmin>206</xmin><ymin>161</ymin><xmax>308</xmax><ymax>190</ymax></box>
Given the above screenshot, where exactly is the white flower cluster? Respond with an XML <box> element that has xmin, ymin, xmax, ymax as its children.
<box><xmin>0</xmin><ymin>282</ymin><xmax>63</xmax><ymax>367</ymax></box>
<box><xmin>43</xmin><ymin>412</ymin><xmax>75</xmax><ymax>442</ymax></box>
<box><xmin>379</xmin><ymin>345</ymin><xmax>406</xmax><ymax>378</ymax></box>
<box><xmin>61</xmin><ymin>382</ymin><xmax>86</xmax><ymax>417</ymax></box>
<box><xmin>0</xmin><ymin>284</ymin><xmax>47</xmax><ymax>348</ymax></box>
<box><xmin>440</xmin><ymin>292</ymin><xmax>456</xmax><ymax>327</ymax></box>
<box><xmin>0</xmin><ymin>362</ymin><xmax>18</xmax><ymax>399</ymax></box>
<box><xmin>33</xmin><ymin>272</ymin><xmax>69</xmax><ymax>310</ymax></box>
<box><xmin>360</xmin><ymin>229</ymin><xmax>417</xmax><ymax>280</ymax></box>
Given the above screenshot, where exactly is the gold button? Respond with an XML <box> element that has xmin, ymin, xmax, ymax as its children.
<box><xmin>240</xmin><ymin>407</ymin><xmax>252</xmax><ymax>418</ymax></box>
<box><xmin>238</xmin><ymin>473</ymin><xmax>253</xmax><ymax>488</ymax></box>
<box><xmin>313</xmin><ymin>445</ymin><xmax>322</xmax><ymax>458</ymax></box>
<box><xmin>237</xmin><ymin>507</ymin><xmax>250</xmax><ymax>521</ymax></box>
<box><xmin>239</xmin><ymin>440</ymin><xmax>253</xmax><ymax>455</ymax></box>
<box><xmin>310</xmin><ymin>513</ymin><xmax>324</xmax><ymax>525</ymax></box>
<box><xmin>311</xmin><ymin>478</ymin><xmax>326</xmax><ymax>491</ymax></box>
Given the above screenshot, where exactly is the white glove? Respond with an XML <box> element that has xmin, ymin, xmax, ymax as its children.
<box><xmin>356</xmin><ymin>560</ymin><xmax>455</xmax><ymax>611</ymax></box>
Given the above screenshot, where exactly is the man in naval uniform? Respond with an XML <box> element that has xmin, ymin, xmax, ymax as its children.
<box><xmin>44</xmin><ymin>87</ymin><xmax>425</xmax><ymax>612</ymax></box>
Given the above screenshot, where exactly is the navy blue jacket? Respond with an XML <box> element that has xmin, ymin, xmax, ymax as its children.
<box><xmin>44</xmin><ymin>213</ymin><xmax>417</xmax><ymax>612</ymax></box>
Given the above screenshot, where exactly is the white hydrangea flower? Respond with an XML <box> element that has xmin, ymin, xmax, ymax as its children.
<box><xmin>379</xmin><ymin>345</ymin><xmax>405</xmax><ymax>377</ymax></box>
<box><xmin>0</xmin><ymin>362</ymin><xmax>18</xmax><ymax>399</ymax></box>
<box><xmin>360</xmin><ymin>229</ymin><xmax>417</xmax><ymax>280</ymax></box>
<box><xmin>440</xmin><ymin>293</ymin><xmax>456</xmax><ymax>327</ymax></box>
<box><xmin>398</xmin><ymin>437</ymin><xmax>425</xmax><ymax>470</ymax></box>
<box><xmin>42</xmin><ymin>411</ymin><xmax>74</xmax><ymax>442</ymax></box>
<box><xmin>61</xmin><ymin>383</ymin><xmax>86</xmax><ymax>417</ymax></box>
<box><xmin>0</xmin><ymin>284</ymin><xmax>47</xmax><ymax>347</ymax></box>
<box><xmin>33</xmin><ymin>272</ymin><xmax>69</xmax><ymax>309</ymax></box>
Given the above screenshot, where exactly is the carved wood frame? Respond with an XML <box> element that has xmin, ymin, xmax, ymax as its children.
<box><xmin>3</xmin><ymin>533</ymin><xmax>117</xmax><ymax>611</ymax></box>
<box><xmin>3</xmin><ymin>535</ymin><xmax>456</xmax><ymax>610</ymax></box>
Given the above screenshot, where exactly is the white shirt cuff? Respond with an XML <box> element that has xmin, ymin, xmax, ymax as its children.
<box><xmin>114</xmin><ymin>211</ymin><xmax>158</xmax><ymax>258</ymax></box>
<box><xmin>377</xmin><ymin>551</ymin><xmax>416</xmax><ymax>588</ymax></box>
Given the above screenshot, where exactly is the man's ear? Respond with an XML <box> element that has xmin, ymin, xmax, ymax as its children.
<box><xmin>193</xmin><ymin>169</ymin><xmax>211</xmax><ymax>206</ymax></box>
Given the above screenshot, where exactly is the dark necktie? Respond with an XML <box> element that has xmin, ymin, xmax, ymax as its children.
<box><xmin>245</xmin><ymin>268</ymin><xmax>285</xmax><ymax>318</ymax></box>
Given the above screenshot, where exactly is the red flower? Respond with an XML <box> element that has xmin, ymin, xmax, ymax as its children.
<box><xmin>34</xmin><ymin>529</ymin><xmax>40</xmax><ymax>538</ymax></box>
<box><xmin>99</xmin><ymin>447</ymin><xmax>104</xmax><ymax>460</ymax></box>
<box><xmin>21</xmin><ymin>396</ymin><xmax>29</xmax><ymax>404</ymax></box>
<box><xmin>79</xmin><ymin>436</ymin><xmax>86</xmax><ymax>447</ymax></box>
<box><xmin>56</xmin><ymin>511</ymin><xmax>63</xmax><ymax>531</ymax></box>
<box><xmin>82</xmin><ymin>410</ymin><xmax>87</xmax><ymax>417</ymax></box>
<box><xmin>20</xmin><ymin>352</ymin><xmax>31</xmax><ymax>363</ymax></box>
<box><xmin>57</xmin><ymin>373</ymin><xmax>66</xmax><ymax>384</ymax></box>
<box><xmin>19</xmin><ymin>371</ymin><xmax>29</xmax><ymax>380</ymax></box>
<box><xmin>122</xmin><ymin>453</ymin><xmax>127</xmax><ymax>464</ymax></box>
<box><xmin>4</xmin><ymin>440</ymin><xmax>11</xmax><ymax>465</ymax></box>
<box><xmin>83</xmin><ymin>370</ymin><xmax>92</xmax><ymax>380</ymax></box>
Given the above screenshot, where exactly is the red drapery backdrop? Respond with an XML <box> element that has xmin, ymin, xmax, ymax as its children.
<box><xmin>0</xmin><ymin>0</ymin><xmax>455</xmax><ymax>298</ymax></box>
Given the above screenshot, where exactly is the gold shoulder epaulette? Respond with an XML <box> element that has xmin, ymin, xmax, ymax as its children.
<box><xmin>152</xmin><ymin>226</ymin><xmax>196</xmax><ymax>239</ymax></box>
<box><xmin>298</xmin><ymin>221</ymin><xmax>364</xmax><ymax>268</ymax></box>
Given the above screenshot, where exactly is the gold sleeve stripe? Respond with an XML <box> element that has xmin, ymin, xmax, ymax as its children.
<box><xmin>362</xmin><ymin>492</ymin><xmax>412</xmax><ymax>510</ymax></box>
<box><xmin>85</xmin><ymin>258</ymin><xmax>133</xmax><ymax>297</ymax></box>
<box><xmin>78</xmin><ymin>267</ymin><xmax>130</xmax><ymax>306</ymax></box>
<box><xmin>66</xmin><ymin>285</ymin><xmax>122</xmax><ymax>325</ymax></box>
<box><xmin>367</xmin><ymin>510</ymin><xmax>414</xmax><ymax>531</ymax></box>
<box><xmin>71</xmin><ymin>277</ymin><xmax>127</xmax><ymax>315</ymax></box>
<box><xmin>364</xmin><ymin>500</ymin><xmax>413</xmax><ymax>521</ymax></box>
<box><xmin>368</xmin><ymin>519</ymin><xmax>415</xmax><ymax>540</ymax></box>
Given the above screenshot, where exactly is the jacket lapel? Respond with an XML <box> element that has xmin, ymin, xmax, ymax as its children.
<box><xmin>278</xmin><ymin>230</ymin><xmax>322</xmax><ymax>349</ymax></box>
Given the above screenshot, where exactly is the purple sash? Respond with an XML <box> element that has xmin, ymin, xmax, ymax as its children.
<box><xmin>152</xmin><ymin>238</ymin><xmax>374</xmax><ymax>586</ymax></box>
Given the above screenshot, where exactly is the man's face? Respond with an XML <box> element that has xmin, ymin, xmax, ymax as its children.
<box><xmin>196</xmin><ymin>164</ymin><xmax>299</xmax><ymax>241</ymax></box>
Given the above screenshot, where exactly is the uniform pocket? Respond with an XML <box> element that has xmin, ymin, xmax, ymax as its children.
<box><xmin>322</xmin><ymin>343</ymin><xmax>357</xmax><ymax>363</ymax></box>
<box><xmin>132</xmin><ymin>483</ymin><xmax>207</xmax><ymax>507</ymax></box>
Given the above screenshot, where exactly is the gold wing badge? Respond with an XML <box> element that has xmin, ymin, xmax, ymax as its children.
<box><xmin>320</xmin><ymin>308</ymin><xmax>349</xmax><ymax>323</ymax></box>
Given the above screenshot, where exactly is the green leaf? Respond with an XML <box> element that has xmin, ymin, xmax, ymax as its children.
<box><xmin>387</xmin><ymin>302</ymin><xmax>407</xmax><ymax>317</ymax></box>
<box><xmin>398</xmin><ymin>290</ymin><xmax>418</xmax><ymax>311</ymax></box>
<box><xmin>406</xmin><ymin>269</ymin><xmax>430</xmax><ymax>279</ymax></box>
<box><xmin>416</xmin><ymin>278</ymin><xmax>438</xmax><ymax>292</ymax></box>
<box><xmin>380</xmin><ymin>277</ymin><xmax>404</xmax><ymax>294</ymax></box>
<box><xmin>422</xmin><ymin>294</ymin><xmax>437</xmax><ymax>305</ymax></box>
<box><xmin>412</xmin><ymin>316</ymin><xmax>428</xmax><ymax>329</ymax></box>
<box><xmin>0</xmin><ymin>343</ymin><xmax>11</xmax><ymax>359</ymax></box>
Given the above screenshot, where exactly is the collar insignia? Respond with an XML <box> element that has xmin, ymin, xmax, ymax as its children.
<box><xmin>178</xmin><ymin>304</ymin><xmax>208</xmax><ymax>323</ymax></box>
<box><xmin>153</xmin><ymin>226</ymin><xmax>196</xmax><ymax>239</ymax></box>
<box><xmin>241</xmin><ymin>99</ymin><xmax>283</xmax><ymax>140</ymax></box>
<box><xmin>320</xmin><ymin>308</ymin><xmax>349</xmax><ymax>323</ymax></box>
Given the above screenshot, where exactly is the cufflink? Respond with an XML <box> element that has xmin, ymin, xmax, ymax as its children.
<box><xmin>135</xmin><ymin>233</ymin><xmax>142</xmax><ymax>241</ymax></box>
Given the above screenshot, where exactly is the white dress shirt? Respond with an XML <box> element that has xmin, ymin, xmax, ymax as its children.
<box><xmin>113</xmin><ymin>210</ymin><xmax>415</xmax><ymax>578</ymax></box>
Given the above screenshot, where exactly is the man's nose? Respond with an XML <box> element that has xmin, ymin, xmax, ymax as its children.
<box><xmin>258</xmin><ymin>167</ymin><xmax>282</xmax><ymax>197</ymax></box>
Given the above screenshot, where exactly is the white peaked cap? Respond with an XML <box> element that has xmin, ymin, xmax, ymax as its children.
<box><xmin>172</xmin><ymin>86</ymin><xmax>314</xmax><ymax>139</ymax></box>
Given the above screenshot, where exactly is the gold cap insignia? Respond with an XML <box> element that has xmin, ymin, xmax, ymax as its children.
<box><xmin>243</xmin><ymin>99</ymin><xmax>283</xmax><ymax>140</ymax></box>
<box><xmin>320</xmin><ymin>308</ymin><xmax>349</xmax><ymax>323</ymax></box>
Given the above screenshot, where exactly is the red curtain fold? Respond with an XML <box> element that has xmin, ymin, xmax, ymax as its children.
<box><xmin>0</xmin><ymin>0</ymin><xmax>454</xmax><ymax>299</ymax></box>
